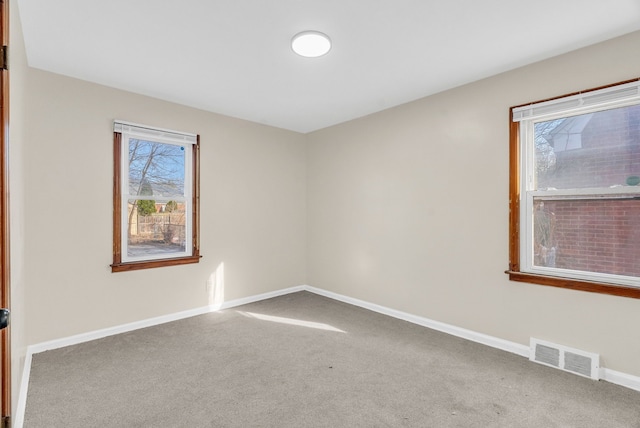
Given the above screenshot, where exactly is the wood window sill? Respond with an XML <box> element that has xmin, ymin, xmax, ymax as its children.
<box><xmin>505</xmin><ymin>270</ymin><xmax>640</xmax><ymax>299</ymax></box>
<box><xmin>111</xmin><ymin>255</ymin><xmax>202</xmax><ymax>273</ymax></box>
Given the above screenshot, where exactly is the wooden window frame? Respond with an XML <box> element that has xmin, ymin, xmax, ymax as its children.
<box><xmin>111</xmin><ymin>130</ymin><xmax>201</xmax><ymax>273</ymax></box>
<box><xmin>0</xmin><ymin>0</ymin><xmax>10</xmax><ymax>422</ymax></box>
<box><xmin>507</xmin><ymin>78</ymin><xmax>640</xmax><ymax>299</ymax></box>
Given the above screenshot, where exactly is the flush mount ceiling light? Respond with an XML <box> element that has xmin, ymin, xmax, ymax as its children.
<box><xmin>291</xmin><ymin>31</ymin><xmax>331</xmax><ymax>58</ymax></box>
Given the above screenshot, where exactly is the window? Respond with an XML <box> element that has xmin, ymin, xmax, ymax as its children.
<box><xmin>508</xmin><ymin>79</ymin><xmax>640</xmax><ymax>298</ymax></box>
<box><xmin>112</xmin><ymin>121</ymin><xmax>200</xmax><ymax>272</ymax></box>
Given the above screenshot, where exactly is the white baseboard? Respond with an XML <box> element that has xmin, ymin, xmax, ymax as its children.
<box><xmin>303</xmin><ymin>286</ymin><xmax>640</xmax><ymax>393</ymax></box>
<box><xmin>13</xmin><ymin>352</ymin><xmax>32</xmax><ymax>428</ymax></box>
<box><xmin>14</xmin><ymin>285</ymin><xmax>305</xmax><ymax>428</ymax></box>
<box><xmin>27</xmin><ymin>285</ymin><xmax>306</xmax><ymax>355</ymax></box>
<box><xmin>14</xmin><ymin>284</ymin><xmax>640</xmax><ymax>427</ymax></box>
<box><xmin>304</xmin><ymin>286</ymin><xmax>530</xmax><ymax>358</ymax></box>
<box><xmin>601</xmin><ymin>368</ymin><xmax>640</xmax><ymax>392</ymax></box>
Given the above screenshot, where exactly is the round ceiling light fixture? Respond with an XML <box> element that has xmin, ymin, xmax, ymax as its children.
<box><xmin>291</xmin><ymin>31</ymin><xmax>331</xmax><ymax>58</ymax></box>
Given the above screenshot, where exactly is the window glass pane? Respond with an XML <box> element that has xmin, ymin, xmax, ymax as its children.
<box><xmin>533</xmin><ymin>198</ymin><xmax>640</xmax><ymax>277</ymax></box>
<box><xmin>534</xmin><ymin>104</ymin><xmax>640</xmax><ymax>190</ymax></box>
<box><xmin>126</xmin><ymin>199</ymin><xmax>187</xmax><ymax>257</ymax></box>
<box><xmin>128</xmin><ymin>139</ymin><xmax>185</xmax><ymax>198</ymax></box>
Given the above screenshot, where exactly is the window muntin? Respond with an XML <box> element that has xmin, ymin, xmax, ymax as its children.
<box><xmin>509</xmin><ymin>79</ymin><xmax>640</xmax><ymax>297</ymax></box>
<box><xmin>112</xmin><ymin>121</ymin><xmax>200</xmax><ymax>272</ymax></box>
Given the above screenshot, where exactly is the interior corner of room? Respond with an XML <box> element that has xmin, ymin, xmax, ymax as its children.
<box><xmin>4</xmin><ymin>0</ymin><xmax>640</xmax><ymax>426</ymax></box>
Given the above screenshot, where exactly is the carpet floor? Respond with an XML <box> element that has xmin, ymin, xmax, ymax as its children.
<box><xmin>24</xmin><ymin>291</ymin><xmax>640</xmax><ymax>427</ymax></box>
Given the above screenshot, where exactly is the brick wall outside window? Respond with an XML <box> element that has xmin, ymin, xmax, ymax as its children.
<box><xmin>535</xmin><ymin>105</ymin><xmax>640</xmax><ymax>277</ymax></box>
<box><xmin>538</xmin><ymin>199</ymin><xmax>640</xmax><ymax>277</ymax></box>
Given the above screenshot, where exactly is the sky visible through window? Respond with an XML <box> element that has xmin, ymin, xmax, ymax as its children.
<box><xmin>128</xmin><ymin>139</ymin><xmax>185</xmax><ymax>198</ymax></box>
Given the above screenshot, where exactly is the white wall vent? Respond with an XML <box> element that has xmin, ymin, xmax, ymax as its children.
<box><xmin>530</xmin><ymin>338</ymin><xmax>600</xmax><ymax>380</ymax></box>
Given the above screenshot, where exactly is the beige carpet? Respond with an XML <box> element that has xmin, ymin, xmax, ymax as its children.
<box><xmin>24</xmin><ymin>291</ymin><xmax>640</xmax><ymax>427</ymax></box>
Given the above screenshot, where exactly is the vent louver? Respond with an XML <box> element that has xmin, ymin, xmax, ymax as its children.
<box><xmin>535</xmin><ymin>343</ymin><xmax>560</xmax><ymax>367</ymax></box>
<box><xmin>530</xmin><ymin>338</ymin><xmax>600</xmax><ymax>380</ymax></box>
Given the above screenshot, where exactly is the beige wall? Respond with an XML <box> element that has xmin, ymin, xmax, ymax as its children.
<box><xmin>16</xmin><ymin>36</ymin><xmax>307</xmax><ymax>347</ymax></box>
<box><xmin>9</xmin><ymin>2</ymin><xmax>640</xmax><ymax>415</ymax></box>
<box><xmin>307</xmin><ymin>31</ymin><xmax>640</xmax><ymax>377</ymax></box>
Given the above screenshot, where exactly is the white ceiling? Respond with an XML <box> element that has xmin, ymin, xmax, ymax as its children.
<box><xmin>16</xmin><ymin>0</ymin><xmax>640</xmax><ymax>133</ymax></box>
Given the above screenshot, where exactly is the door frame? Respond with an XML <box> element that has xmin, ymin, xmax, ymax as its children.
<box><xmin>0</xmin><ymin>0</ymin><xmax>10</xmax><ymax>424</ymax></box>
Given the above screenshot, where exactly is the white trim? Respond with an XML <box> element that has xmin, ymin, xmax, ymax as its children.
<box><xmin>27</xmin><ymin>307</ymin><xmax>210</xmax><ymax>355</ymax></box>
<box><xmin>15</xmin><ymin>284</ymin><xmax>640</xmax><ymax>427</ymax></box>
<box><xmin>120</xmin><ymin>130</ymin><xmax>194</xmax><ymax>263</ymax></box>
<box><xmin>309</xmin><ymin>286</ymin><xmax>639</xmax><ymax>392</ymax></box>
<box><xmin>114</xmin><ymin>120</ymin><xmax>197</xmax><ymax>144</ymax></box>
<box><xmin>512</xmin><ymin>80</ymin><xmax>640</xmax><ymax>122</ymax></box>
<box><xmin>14</xmin><ymin>285</ymin><xmax>306</xmax><ymax>428</ymax></box>
<box><xmin>530</xmin><ymin>187</ymin><xmax>640</xmax><ymax>198</ymax></box>
<box><xmin>304</xmin><ymin>286</ymin><xmax>530</xmax><ymax>358</ymax></box>
<box><xmin>516</xmin><ymin>86</ymin><xmax>640</xmax><ymax>289</ymax></box>
<box><xmin>26</xmin><ymin>285</ymin><xmax>306</xmax><ymax>355</ymax></box>
<box><xmin>601</xmin><ymin>368</ymin><xmax>640</xmax><ymax>393</ymax></box>
<box><xmin>210</xmin><ymin>285</ymin><xmax>307</xmax><ymax>311</ymax></box>
<box><xmin>13</xmin><ymin>352</ymin><xmax>33</xmax><ymax>428</ymax></box>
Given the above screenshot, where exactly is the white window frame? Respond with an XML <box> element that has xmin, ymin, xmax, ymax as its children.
<box><xmin>112</xmin><ymin>121</ymin><xmax>200</xmax><ymax>271</ymax></box>
<box><xmin>513</xmin><ymin>80</ymin><xmax>640</xmax><ymax>290</ymax></box>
